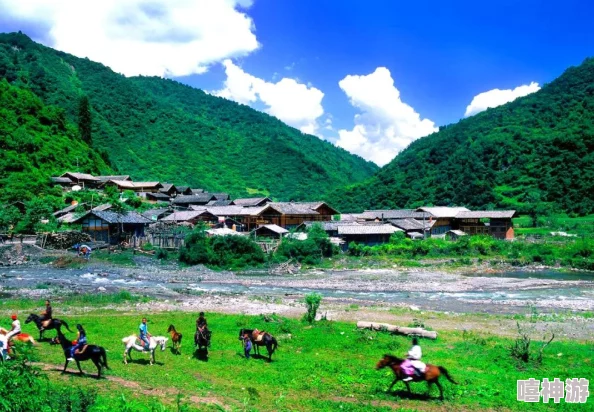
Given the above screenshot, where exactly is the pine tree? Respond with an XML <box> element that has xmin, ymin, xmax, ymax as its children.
<box><xmin>78</xmin><ymin>95</ymin><xmax>92</xmax><ymax>145</ymax></box>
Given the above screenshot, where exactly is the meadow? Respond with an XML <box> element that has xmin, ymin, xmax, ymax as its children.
<box><xmin>1</xmin><ymin>296</ymin><xmax>592</xmax><ymax>411</ymax></box>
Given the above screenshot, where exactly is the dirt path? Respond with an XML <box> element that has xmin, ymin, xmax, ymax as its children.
<box><xmin>33</xmin><ymin>361</ymin><xmax>229</xmax><ymax>410</ymax></box>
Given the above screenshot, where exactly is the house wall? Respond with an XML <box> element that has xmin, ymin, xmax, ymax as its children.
<box><xmin>343</xmin><ymin>233</ymin><xmax>391</xmax><ymax>246</ymax></box>
<box><xmin>455</xmin><ymin>218</ymin><xmax>514</xmax><ymax>240</ymax></box>
<box><xmin>430</xmin><ymin>218</ymin><xmax>451</xmax><ymax>236</ymax></box>
<box><xmin>80</xmin><ymin>217</ymin><xmax>110</xmax><ymax>242</ymax></box>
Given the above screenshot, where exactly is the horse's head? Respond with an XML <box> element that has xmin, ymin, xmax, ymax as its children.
<box><xmin>238</xmin><ymin>328</ymin><xmax>251</xmax><ymax>339</ymax></box>
<box><xmin>167</xmin><ymin>324</ymin><xmax>175</xmax><ymax>333</ymax></box>
<box><xmin>25</xmin><ymin>314</ymin><xmax>37</xmax><ymax>324</ymax></box>
<box><xmin>376</xmin><ymin>354</ymin><xmax>402</xmax><ymax>370</ymax></box>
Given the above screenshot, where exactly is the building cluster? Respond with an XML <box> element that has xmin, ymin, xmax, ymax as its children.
<box><xmin>49</xmin><ymin>172</ymin><xmax>515</xmax><ymax>247</ymax></box>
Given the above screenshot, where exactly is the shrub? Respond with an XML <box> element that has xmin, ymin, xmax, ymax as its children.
<box><xmin>509</xmin><ymin>322</ymin><xmax>555</xmax><ymax>366</ymax></box>
<box><xmin>303</xmin><ymin>292</ymin><xmax>322</xmax><ymax>324</ymax></box>
<box><xmin>155</xmin><ymin>248</ymin><xmax>168</xmax><ymax>260</ymax></box>
<box><xmin>179</xmin><ymin>230</ymin><xmax>264</xmax><ymax>268</ymax></box>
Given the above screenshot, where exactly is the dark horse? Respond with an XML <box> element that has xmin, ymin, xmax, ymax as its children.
<box><xmin>56</xmin><ymin>326</ymin><xmax>109</xmax><ymax>378</ymax></box>
<box><xmin>26</xmin><ymin>313</ymin><xmax>73</xmax><ymax>341</ymax></box>
<box><xmin>239</xmin><ymin>329</ymin><xmax>278</xmax><ymax>362</ymax></box>
<box><xmin>194</xmin><ymin>328</ymin><xmax>211</xmax><ymax>351</ymax></box>
<box><xmin>376</xmin><ymin>354</ymin><xmax>457</xmax><ymax>400</ymax></box>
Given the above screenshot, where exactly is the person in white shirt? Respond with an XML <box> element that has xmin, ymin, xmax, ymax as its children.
<box><xmin>403</xmin><ymin>337</ymin><xmax>426</xmax><ymax>382</ymax></box>
<box><xmin>6</xmin><ymin>314</ymin><xmax>21</xmax><ymax>342</ymax></box>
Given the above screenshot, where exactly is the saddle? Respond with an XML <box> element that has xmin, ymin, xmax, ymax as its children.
<box><xmin>41</xmin><ymin>319</ymin><xmax>51</xmax><ymax>328</ymax></box>
<box><xmin>252</xmin><ymin>330</ymin><xmax>267</xmax><ymax>342</ymax></box>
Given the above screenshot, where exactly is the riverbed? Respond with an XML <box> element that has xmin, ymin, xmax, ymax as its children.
<box><xmin>1</xmin><ymin>261</ymin><xmax>593</xmax><ymax>314</ymax></box>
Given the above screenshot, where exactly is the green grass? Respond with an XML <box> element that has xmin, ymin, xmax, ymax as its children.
<box><xmin>1</xmin><ymin>299</ymin><xmax>592</xmax><ymax>411</ymax></box>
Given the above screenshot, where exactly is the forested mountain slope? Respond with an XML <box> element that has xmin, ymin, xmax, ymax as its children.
<box><xmin>0</xmin><ymin>79</ymin><xmax>111</xmax><ymax>203</ymax></box>
<box><xmin>0</xmin><ymin>32</ymin><xmax>377</xmax><ymax>201</ymax></box>
<box><xmin>330</xmin><ymin>58</ymin><xmax>594</xmax><ymax>214</ymax></box>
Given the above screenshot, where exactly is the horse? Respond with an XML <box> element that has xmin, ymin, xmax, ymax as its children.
<box><xmin>55</xmin><ymin>326</ymin><xmax>109</xmax><ymax>378</ymax></box>
<box><xmin>194</xmin><ymin>328</ymin><xmax>211</xmax><ymax>351</ymax></box>
<box><xmin>167</xmin><ymin>324</ymin><xmax>183</xmax><ymax>355</ymax></box>
<box><xmin>376</xmin><ymin>354</ymin><xmax>457</xmax><ymax>400</ymax></box>
<box><xmin>122</xmin><ymin>335</ymin><xmax>168</xmax><ymax>365</ymax></box>
<box><xmin>239</xmin><ymin>328</ymin><xmax>278</xmax><ymax>362</ymax></box>
<box><xmin>0</xmin><ymin>327</ymin><xmax>36</xmax><ymax>345</ymax></box>
<box><xmin>25</xmin><ymin>313</ymin><xmax>72</xmax><ymax>341</ymax></box>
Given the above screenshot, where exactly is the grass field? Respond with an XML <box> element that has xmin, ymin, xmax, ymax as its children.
<box><xmin>1</xmin><ymin>297</ymin><xmax>592</xmax><ymax>411</ymax></box>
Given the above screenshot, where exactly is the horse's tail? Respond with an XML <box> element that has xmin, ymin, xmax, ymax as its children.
<box><xmin>101</xmin><ymin>347</ymin><xmax>109</xmax><ymax>369</ymax></box>
<box><xmin>272</xmin><ymin>337</ymin><xmax>278</xmax><ymax>352</ymax></box>
<box><xmin>61</xmin><ymin>320</ymin><xmax>73</xmax><ymax>333</ymax></box>
<box><xmin>438</xmin><ymin>366</ymin><xmax>458</xmax><ymax>384</ymax></box>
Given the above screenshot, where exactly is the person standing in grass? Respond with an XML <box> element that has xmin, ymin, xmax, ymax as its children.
<box><xmin>242</xmin><ymin>332</ymin><xmax>252</xmax><ymax>359</ymax></box>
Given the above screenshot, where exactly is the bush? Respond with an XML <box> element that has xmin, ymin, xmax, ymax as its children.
<box><xmin>302</xmin><ymin>293</ymin><xmax>322</xmax><ymax>324</ymax></box>
<box><xmin>155</xmin><ymin>248</ymin><xmax>168</xmax><ymax>260</ymax></box>
<box><xmin>275</xmin><ymin>224</ymin><xmax>337</xmax><ymax>264</ymax></box>
<box><xmin>179</xmin><ymin>230</ymin><xmax>264</xmax><ymax>268</ymax></box>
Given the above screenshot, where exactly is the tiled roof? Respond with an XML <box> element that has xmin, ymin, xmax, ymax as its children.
<box><xmin>387</xmin><ymin>218</ymin><xmax>432</xmax><ymax>231</ymax></box>
<box><xmin>61</xmin><ymin>172</ymin><xmax>99</xmax><ymax>181</ymax></box>
<box><xmin>416</xmin><ymin>207</ymin><xmax>470</xmax><ymax>218</ymax></box>
<box><xmin>142</xmin><ymin>208</ymin><xmax>172</xmax><ymax>220</ymax></box>
<box><xmin>53</xmin><ymin>203</ymin><xmax>84</xmax><ymax>216</ymax></box>
<box><xmin>50</xmin><ymin>177</ymin><xmax>73</xmax><ymax>184</ymax></box>
<box><xmin>172</xmin><ymin>194</ymin><xmax>216</xmax><ymax>205</ymax></box>
<box><xmin>337</xmin><ymin>224</ymin><xmax>400</xmax><ymax>235</ymax></box>
<box><xmin>267</xmin><ymin>202</ymin><xmax>321</xmax><ymax>215</ymax></box>
<box><xmin>92</xmin><ymin>203</ymin><xmax>112</xmax><ymax>212</ymax></box>
<box><xmin>455</xmin><ymin>210</ymin><xmax>516</xmax><ymax>219</ymax></box>
<box><xmin>232</xmin><ymin>197</ymin><xmax>271</xmax><ymax>206</ymax></box>
<box><xmin>160</xmin><ymin>210</ymin><xmax>213</xmax><ymax>222</ymax></box>
<box><xmin>95</xmin><ymin>175</ymin><xmax>131</xmax><ymax>182</ymax></box>
<box><xmin>146</xmin><ymin>192</ymin><xmax>171</xmax><ymax>201</ymax></box>
<box><xmin>73</xmin><ymin>210</ymin><xmax>152</xmax><ymax>224</ymax></box>
<box><xmin>360</xmin><ymin>209</ymin><xmax>428</xmax><ymax>220</ymax></box>
<box><xmin>207</xmin><ymin>200</ymin><xmax>233</xmax><ymax>206</ymax></box>
<box><xmin>106</xmin><ymin>180</ymin><xmax>162</xmax><ymax>189</ymax></box>
<box><xmin>254</xmin><ymin>224</ymin><xmax>289</xmax><ymax>235</ymax></box>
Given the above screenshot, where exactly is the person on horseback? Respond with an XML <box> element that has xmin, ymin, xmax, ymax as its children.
<box><xmin>6</xmin><ymin>314</ymin><xmax>21</xmax><ymax>343</ymax></box>
<box><xmin>40</xmin><ymin>300</ymin><xmax>53</xmax><ymax>331</ymax></box>
<box><xmin>196</xmin><ymin>312</ymin><xmax>210</xmax><ymax>346</ymax></box>
<box><xmin>67</xmin><ymin>324</ymin><xmax>88</xmax><ymax>361</ymax></box>
<box><xmin>139</xmin><ymin>318</ymin><xmax>151</xmax><ymax>350</ymax></box>
<box><xmin>402</xmin><ymin>337</ymin><xmax>426</xmax><ymax>382</ymax></box>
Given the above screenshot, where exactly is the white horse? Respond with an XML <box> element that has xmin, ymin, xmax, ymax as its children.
<box><xmin>122</xmin><ymin>335</ymin><xmax>168</xmax><ymax>365</ymax></box>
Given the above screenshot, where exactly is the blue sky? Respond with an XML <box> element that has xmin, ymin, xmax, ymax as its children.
<box><xmin>1</xmin><ymin>0</ymin><xmax>593</xmax><ymax>165</ymax></box>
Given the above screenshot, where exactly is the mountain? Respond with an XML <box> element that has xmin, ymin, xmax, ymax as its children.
<box><xmin>0</xmin><ymin>79</ymin><xmax>111</xmax><ymax>203</ymax></box>
<box><xmin>329</xmin><ymin>58</ymin><xmax>594</xmax><ymax>214</ymax></box>
<box><xmin>0</xmin><ymin>32</ymin><xmax>378</xmax><ymax>202</ymax></box>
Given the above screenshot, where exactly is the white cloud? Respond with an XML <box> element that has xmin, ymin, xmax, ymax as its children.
<box><xmin>0</xmin><ymin>0</ymin><xmax>259</xmax><ymax>77</ymax></box>
<box><xmin>215</xmin><ymin>60</ymin><xmax>325</xmax><ymax>134</ymax></box>
<box><xmin>464</xmin><ymin>82</ymin><xmax>540</xmax><ymax>117</ymax></box>
<box><xmin>336</xmin><ymin>67</ymin><xmax>437</xmax><ymax>166</ymax></box>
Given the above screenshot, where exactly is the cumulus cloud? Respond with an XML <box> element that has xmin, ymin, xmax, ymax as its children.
<box><xmin>215</xmin><ymin>60</ymin><xmax>325</xmax><ymax>134</ymax></box>
<box><xmin>0</xmin><ymin>0</ymin><xmax>259</xmax><ymax>77</ymax></box>
<box><xmin>464</xmin><ymin>82</ymin><xmax>540</xmax><ymax>117</ymax></box>
<box><xmin>336</xmin><ymin>67</ymin><xmax>437</xmax><ymax>166</ymax></box>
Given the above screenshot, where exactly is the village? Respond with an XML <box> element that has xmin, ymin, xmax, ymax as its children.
<box><xmin>32</xmin><ymin>171</ymin><xmax>517</xmax><ymax>252</ymax></box>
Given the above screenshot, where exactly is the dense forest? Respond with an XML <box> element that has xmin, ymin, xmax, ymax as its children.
<box><xmin>0</xmin><ymin>32</ymin><xmax>377</xmax><ymax>202</ymax></box>
<box><xmin>0</xmin><ymin>79</ymin><xmax>111</xmax><ymax>203</ymax></box>
<box><xmin>329</xmin><ymin>58</ymin><xmax>594</xmax><ymax>214</ymax></box>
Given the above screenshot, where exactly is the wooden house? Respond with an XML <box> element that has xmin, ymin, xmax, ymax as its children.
<box><xmin>255</xmin><ymin>202</ymin><xmax>339</xmax><ymax>230</ymax></box>
<box><xmin>176</xmin><ymin>186</ymin><xmax>195</xmax><ymax>196</ymax></box>
<box><xmin>251</xmin><ymin>224</ymin><xmax>289</xmax><ymax>240</ymax></box>
<box><xmin>73</xmin><ymin>210</ymin><xmax>152</xmax><ymax>244</ymax></box>
<box><xmin>415</xmin><ymin>207</ymin><xmax>470</xmax><ymax>237</ymax></box>
<box><xmin>102</xmin><ymin>180</ymin><xmax>163</xmax><ymax>193</ymax></box>
<box><xmin>453</xmin><ymin>210</ymin><xmax>516</xmax><ymax>239</ymax></box>
<box><xmin>53</xmin><ymin>202</ymin><xmax>85</xmax><ymax>219</ymax></box>
<box><xmin>59</xmin><ymin>172</ymin><xmax>100</xmax><ymax>189</ymax></box>
<box><xmin>50</xmin><ymin>176</ymin><xmax>75</xmax><ymax>190</ymax></box>
<box><xmin>159</xmin><ymin>210</ymin><xmax>218</xmax><ymax>226</ymax></box>
<box><xmin>146</xmin><ymin>192</ymin><xmax>171</xmax><ymax>203</ymax></box>
<box><xmin>159</xmin><ymin>184</ymin><xmax>178</xmax><ymax>198</ymax></box>
<box><xmin>337</xmin><ymin>224</ymin><xmax>401</xmax><ymax>246</ymax></box>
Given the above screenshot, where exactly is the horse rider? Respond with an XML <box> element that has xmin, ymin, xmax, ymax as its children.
<box><xmin>402</xmin><ymin>337</ymin><xmax>426</xmax><ymax>382</ymax></box>
<box><xmin>196</xmin><ymin>312</ymin><xmax>209</xmax><ymax>338</ymax></box>
<box><xmin>40</xmin><ymin>300</ymin><xmax>53</xmax><ymax>331</ymax></box>
<box><xmin>139</xmin><ymin>318</ymin><xmax>151</xmax><ymax>350</ymax></box>
<box><xmin>67</xmin><ymin>324</ymin><xmax>88</xmax><ymax>361</ymax></box>
<box><xmin>6</xmin><ymin>314</ymin><xmax>21</xmax><ymax>343</ymax></box>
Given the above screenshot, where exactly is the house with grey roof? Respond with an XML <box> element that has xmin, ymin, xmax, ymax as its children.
<box><xmin>72</xmin><ymin>210</ymin><xmax>152</xmax><ymax>243</ymax></box>
<box><xmin>172</xmin><ymin>193</ymin><xmax>217</xmax><ymax>207</ymax></box>
<box><xmin>232</xmin><ymin>197</ymin><xmax>271</xmax><ymax>207</ymax></box>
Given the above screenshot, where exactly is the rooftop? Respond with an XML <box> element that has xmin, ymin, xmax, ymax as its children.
<box><xmin>73</xmin><ymin>210</ymin><xmax>152</xmax><ymax>224</ymax></box>
<box><xmin>337</xmin><ymin>224</ymin><xmax>401</xmax><ymax>235</ymax></box>
<box><xmin>456</xmin><ymin>210</ymin><xmax>516</xmax><ymax>219</ymax></box>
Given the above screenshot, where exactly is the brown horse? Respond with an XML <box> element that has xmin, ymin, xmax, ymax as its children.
<box><xmin>376</xmin><ymin>354</ymin><xmax>457</xmax><ymax>400</ymax></box>
<box><xmin>167</xmin><ymin>324</ymin><xmax>183</xmax><ymax>355</ymax></box>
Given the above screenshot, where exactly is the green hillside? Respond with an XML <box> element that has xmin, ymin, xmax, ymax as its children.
<box><xmin>0</xmin><ymin>32</ymin><xmax>377</xmax><ymax>201</ymax></box>
<box><xmin>0</xmin><ymin>79</ymin><xmax>111</xmax><ymax>203</ymax></box>
<box><xmin>330</xmin><ymin>58</ymin><xmax>594</xmax><ymax>214</ymax></box>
